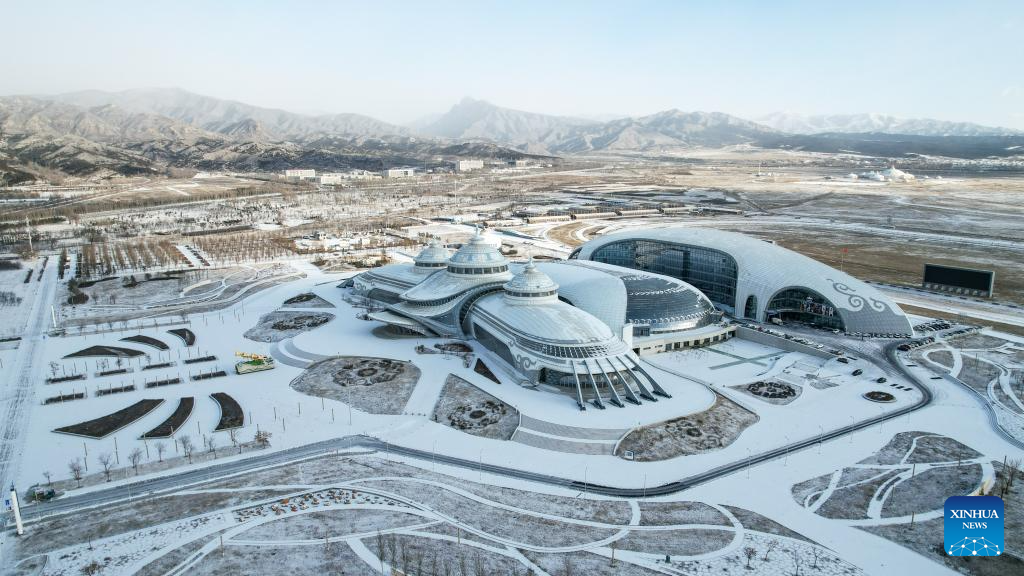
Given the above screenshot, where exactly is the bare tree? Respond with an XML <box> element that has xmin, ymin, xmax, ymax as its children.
<box><xmin>179</xmin><ymin>434</ymin><xmax>194</xmax><ymax>464</ymax></box>
<box><xmin>763</xmin><ymin>540</ymin><xmax>779</xmax><ymax>561</ymax></box>
<box><xmin>790</xmin><ymin>550</ymin><xmax>802</xmax><ymax>576</ymax></box>
<box><xmin>205</xmin><ymin>436</ymin><xmax>217</xmax><ymax>458</ymax></box>
<box><xmin>475</xmin><ymin>551</ymin><xmax>485</xmax><ymax>576</ymax></box>
<box><xmin>43</xmin><ymin>470</ymin><xmax>52</xmax><ymax>486</ymax></box>
<box><xmin>387</xmin><ymin>534</ymin><xmax>397</xmax><ymax>567</ymax></box>
<box><xmin>399</xmin><ymin>542</ymin><xmax>411</xmax><ymax>575</ymax></box>
<box><xmin>376</xmin><ymin>531</ymin><xmax>386</xmax><ymax>574</ymax></box>
<box><xmin>810</xmin><ymin>547</ymin><xmax>821</xmax><ymax>570</ymax></box>
<box><xmin>128</xmin><ymin>447</ymin><xmax>144</xmax><ymax>475</ymax></box>
<box><xmin>68</xmin><ymin>459</ymin><xmax>84</xmax><ymax>487</ymax></box>
<box><xmin>255</xmin><ymin>429</ymin><xmax>272</xmax><ymax>448</ymax></box>
<box><xmin>561</xmin><ymin>554</ymin><xmax>572</xmax><ymax>576</ymax></box>
<box><xmin>744</xmin><ymin>546</ymin><xmax>757</xmax><ymax>569</ymax></box>
<box><xmin>98</xmin><ymin>452</ymin><xmax>114</xmax><ymax>482</ymax></box>
<box><xmin>80</xmin><ymin>560</ymin><xmax>102</xmax><ymax>575</ymax></box>
<box><xmin>156</xmin><ymin>441</ymin><xmax>167</xmax><ymax>463</ymax></box>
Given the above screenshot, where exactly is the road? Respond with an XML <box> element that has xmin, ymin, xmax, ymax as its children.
<box><xmin>0</xmin><ymin>256</ymin><xmax>58</xmax><ymax>534</ymax></box>
<box><xmin>11</xmin><ymin>340</ymin><xmax>935</xmax><ymax>527</ymax></box>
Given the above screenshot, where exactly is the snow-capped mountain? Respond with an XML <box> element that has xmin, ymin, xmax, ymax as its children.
<box><xmin>756</xmin><ymin>112</ymin><xmax>1020</xmax><ymax>137</ymax></box>
<box><xmin>49</xmin><ymin>88</ymin><xmax>409</xmax><ymax>141</ymax></box>
<box><xmin>419</xmin><ymin>99</ymin><xmax>778</xmax><ymax>153</ymax></box>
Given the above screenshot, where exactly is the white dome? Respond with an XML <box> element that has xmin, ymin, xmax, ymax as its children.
<box><xmin>414</xmin><ymin>238</ymin><xmax>450</xmax><ymax>270</ymax></box>
<box><xmin>448</xmin><ymin>230</ymin><xmax>509</xmax><ymax>271</ymax></box>
<box><xmin>504</xmin><ymin>259</ymin><xmax>558</xmax><ymax>302</ymax></box>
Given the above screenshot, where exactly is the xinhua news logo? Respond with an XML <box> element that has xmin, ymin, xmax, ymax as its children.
<box><xmin>944</xmin><ymin>496</ymin><xmax>1004</xmax><ymax>557</ymax></box>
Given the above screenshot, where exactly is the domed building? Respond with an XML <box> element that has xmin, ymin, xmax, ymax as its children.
<box><xmin>351</xmin><ymin>231</ymin><xmax>731</xmax><ymax>410</ymax></box>
<box><xmin>572</xmin><ymin>227</ymin><xmax>912</xmax><ymax>337</ymax></box>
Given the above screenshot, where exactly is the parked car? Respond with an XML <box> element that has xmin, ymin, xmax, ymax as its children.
<box><xmin>852</xmin><ymin>369</ymin><xmax>863</xmax><ymax>376</ymax></box>
<box><xmin>876</xmin><ymin>377</ymin><xmax>887</xmax><ymax>383</ymax></box>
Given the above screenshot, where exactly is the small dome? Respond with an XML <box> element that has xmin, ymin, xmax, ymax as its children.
<box><xmin>448</xmin><ymin>229</ymin><xmax>509</xmax><ymax>273</ymax></box>
<box><xmin>414</xmin><ymin>238</ymin><xmax>449</xmax><ymax>270</ymax></box>
<box><xmin>504</xmin><ymin>259</ymin><xmax>558</xmax><ymax>301</ymax></box>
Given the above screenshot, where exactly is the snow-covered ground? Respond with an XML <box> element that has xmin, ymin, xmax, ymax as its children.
<box><xmin>5</xmin><ymin>257</ymin><xmax>1024</xmax><ymax>576</ymax></box>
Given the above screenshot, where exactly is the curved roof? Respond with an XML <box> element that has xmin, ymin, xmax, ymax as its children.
<box><xmin>449</xmin><ymin>231</ymin><xmax>509</xmax><ymax>267</ymax></box>
<box><xmin>536</xmin><ymin>261</ymin><xmax>629</xmax><ymax>335</ymax></box>
<box><xmin>400</xmin><ymin>266</ymin><xmax>511</xmax><ymax>302</ymax></box>
<box><xmin>504</xmin><ymin>259</ymin><xmax>559</xmax><ymax>296</ymax></box>
<box><xmin>414</xmin><ymin>238</ymin><xmax>450</xmax><ymax>267</ymax></box>
<box><xmin>537</xmin><ymin>260</ymin><xmax>719</xmax><ymax>334</ymax></box>
<box><xmin>473</xmin><ymin>293</ymin><xmax>620</xmax><ymax>345</ymax></box>
<box><xmin>576</xmin><ymin>227</ymin><xmax>912</xmax><ymax>336</ymax></box>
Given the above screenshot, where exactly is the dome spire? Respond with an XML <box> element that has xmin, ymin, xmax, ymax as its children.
<box><xmin>504</xmin><ymin>259</ymin><xmax>558</xmax><ymax>303</ymax></box>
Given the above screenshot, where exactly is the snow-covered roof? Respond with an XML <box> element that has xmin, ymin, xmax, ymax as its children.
<box><xmin>504</xmin><ymin>259</ymin><xmax>558</xmax><ymax>297</ymax></box>
<box><xmin>576</xmin><ymin>227</ymin><xmax>912</xmax><ymax>335</ymax></box>
<box><xmin>473</xmin><ymin>293</ymin><xmax>620</xmax><ymax>346</ymax></box>
<box><xmin>414</xmin><ymin>238</ymin><xmax>450</xmax><ymax>268</ymax></box>
<box><xmin>448</xmin><ymin>231</ymin><xmax>509</xmax><ymax>268</ymax></box>
<box><xmin>400</xmin><ymin>266</ymin><xmax>511</xmax><ymax>302</ymax></box>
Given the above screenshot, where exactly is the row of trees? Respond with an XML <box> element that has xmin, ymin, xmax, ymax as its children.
<box><xmin>62</xmin><ymin>429</ymin><xmax>272</xmax><ymax>487</ymax></box>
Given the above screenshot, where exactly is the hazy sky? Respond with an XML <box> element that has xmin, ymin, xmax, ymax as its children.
<box><xmin>3</xmin><ymin>0</ymin><xmax>1023</xmax><ymax>128</ymax></box>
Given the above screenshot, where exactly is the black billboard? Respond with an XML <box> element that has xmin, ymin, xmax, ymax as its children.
<box><xmin>923</xmin><ymin>264</ymin><xmax>994</xmax><ymax>293</ymax></box>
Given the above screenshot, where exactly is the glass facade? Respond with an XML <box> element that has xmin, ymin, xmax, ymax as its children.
<box><xmin>589</xmin><ymin>240</ymin><xmax>739</xmax><ymax>309</ymax></box>
<box><xmin>765</xmin><ymin>288</ymin><xmax>844</xmax><ymax>330</ymax></box>
<box><xmin>473</xmin><ymin>323</ymin><xmax>516</xmax><ymax>366</ymax></box>
<box><xmin>448</xmin><ymin>264</ymin><xmax>509</xmax><ymax>275</ymax></box>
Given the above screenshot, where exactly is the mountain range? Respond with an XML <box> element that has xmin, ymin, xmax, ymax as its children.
<box><xmin>755</xmin><ymin>112</ymin><xmax>1020</xmax><ymax>138</ymax></box>
<box><xmin>1</xmin><ymin>88</ymin><xmax>1022</xmax><ymax>184</ymax></box>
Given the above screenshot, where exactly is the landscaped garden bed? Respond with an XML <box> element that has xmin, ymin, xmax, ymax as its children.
<box><xmin>53</xmin><ymin>399</ymin><xmax>164</xmax><ymax>438</ymax></box>
<box><xmin>142</xmin><ymin>397</ymin><xmax>195</xmax><ymax>438</ymax></box>
<box><xmin>145</xmin><ymin>377</ymin><xmax>182</xmax><ymax>388</ymax></box>
<box><xmin>46</xmin><ymin>374</ymin><xmax>85</xmax><ymax>384</ymax></box>
<box><xmin>474</xmin><ymin>359</ymin><xmax>500</xmax><ymax>384</ymax></box>
<box><xmin>244</xmin><ymin>311</ymin><xmax>335</xmax><ymax>342</ymax></box>
<box><xmin>431</xmin><ymin>374</ymin><xmax>518</xmax><ymax>440</ymax></box>
<box><xmin>97</xmin><ymin>368</ymin><xmax>130</xmax><ymax>377</ymax></box>
<box><xmin>96</xmin><ymin>385</ymin><xmax>136</xmax><ymax>396</ymax></box>
<box><xmin>192</xmin><ymin>371</ymin><xmax>228</xmax><ymax>381</ymax></box>
<box><xmin>44</xmin><ymin>392</ymin><xmax>86</xmax><ymax>405</ymax></box>
<box><xmin>211</xmin><ymin>392</ymin><xmax>243</xmax><ymax>430</ymax></box>
<box><xmin>167</xmin><ymin>328</ymin><xmax>196</xmax><ymax>346</ymax></box>
<box><xmin>183</xmin><ymin>355</ymin><xmax>217</xmax><ymax>364</ymax></box>
<box><xmin>120</xmin><ymin>334</ymin><xmax>170</xmax><ymax>350</ymax></box>
<box><xmin>65</xmin><ymin>345</ymin><xmax>145</xmax><ymax>359</ymax></box>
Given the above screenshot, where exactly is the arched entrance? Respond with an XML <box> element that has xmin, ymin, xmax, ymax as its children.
<box><xmin>743</xmin><ymin>295</ymin><xmax>758</xmax><ymax>319</ymax></box>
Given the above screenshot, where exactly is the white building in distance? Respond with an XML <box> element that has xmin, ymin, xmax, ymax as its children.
<box><xmin>318</xmin><ymin>170</ymin><xmax>380</xmax><ymax>185</ymax></box>
<box><xmin>283</xmin><ymin>169</ymin><xmax>316</xmax><ymax>180</ymax></box>
<box><xmin>455</xmin><ymin>160</ymin><xmax>484</xmax><ymax>172</ymax></box>
<box><xmin>383</xmin><ymin>167</ymin><xmax>417</xmax><ymax>178</ymax></box>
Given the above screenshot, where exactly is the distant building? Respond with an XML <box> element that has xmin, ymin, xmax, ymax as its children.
<box><xmin>318</xmin><ymin>170</ymin><xmax>380</xmax><ymax>185</ymax></box>
<box><xmin>383</xmin><ymin>167</ymin><xmax>417</xmax><ymax>178</ymax></box>
<box><xmin>454</xmin><ymin>160</ymin><xmax>484</xmax><ymax>172</ymax></box>
<box><xmin>294</xmin><ymin>231</ymin><xmax>371</xmax><ymax>251</ymax></box>
<box><xmin>283</xmin><ymin>169</ymin><xmax>316</xmax><ymax>180</ymax></box>
<box><xmin>510</xmin><ymin>159</ymin><xmax>529</xmax><ymax>167</ymax></box>
<box><xmin>857</xmin><ymin>165</ymin><xmax>915</xmax><ymax>182</ymax></box>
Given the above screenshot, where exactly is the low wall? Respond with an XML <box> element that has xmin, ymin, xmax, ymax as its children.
<box><xmin>735</xmin><ymin>326</ymin><xmax>833</xmax><ymax>359</ymax></box>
